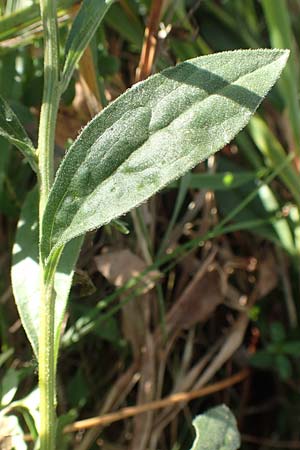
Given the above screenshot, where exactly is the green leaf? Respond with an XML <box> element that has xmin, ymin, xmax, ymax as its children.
<box><xmin>9</xmin><ymin>388</ymin><xmax>39</xmax><ymax>440</ymax></box>
<box><xmin>0</xmin><ymin>368</ymin><xmax>18</xmax><ymax>406</ymax></box>
<box><xmin>104</xmin><ymin>2</ymin><xmax>144</xmax><ymax>49</ymax></box>
<box><xmin>215</xmin><ymin>157</ymin><xmax>295</xmax><ymax>254</ymax></box>
<box><xmin>0</xmin><ymin>137</ymin><xmax>10</xmax><ymax>196</ymax></box>
<box><xmin>41</xmin><ymin>49</ymin><xmax>289</xmax><ymax>262</ymax></box>
<box><xmin>53</xmin><ymin>236</ymin><xmax>84</xmax><ymax>360</ymax></box>
<box><xmin>190</xmin><ymin>405</ymin><xmax>240</xmax><ymax>450</ymax></box>
<box><xmin>270</xmin><ymin>322</ymin><xmax>286</xmax><ymax>343</ymax></box>
<box><xmin>250</xmin><ymin>351</ymin><xmax>274</xmax><ymax>369</ymax></box>
<box><xmin>248</xmin><ymin>115</ymin><xmax>300</xmax><ymax>208</ymax></box>
<box><xmin>262</xmin><ymin>0</ymin><xmax>300</xmax><ymax>149</ymax></box>
<box><xmin>0</xmin><ymin>95</ymin><xmax>37</xmax><ymax>171</ymax></box>
<box><xmin>173</xmin><ymin>171</ymin><xmax>257</xmax><ymax>190</ymax></box>
<box><xmin>56</xmin><ymin>409</ymin><xmax>78</xmax><ymax>450</ymax></box>
<box><xmin>0</xmin><ymin>0</ymin><xmax>77</xmax><ymax>43</ymax></box>
<box><xmin>0</xmin><ymin>348</ymin><xmax>13</xmax><ymax>368</ymax></box>
<box><xmin>61</xmin><ymin>0</ymin><xmax>114</xmax><ymax>93</ymax></box>
<box><xmin>281</xmin><ymin>341</ymin><xmax>300</xmax><ymax>356</ymax></box>
<box><xmin>11</xmin><ymin>188</ymin><xmax>83</xmax><ymax>358</ymax></box>
<box><xmin>275</xmin><ymin>354</ymin><xmax>292</xmax><ymax>380</ymax></box>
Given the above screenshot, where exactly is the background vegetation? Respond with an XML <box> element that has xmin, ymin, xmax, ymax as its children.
<box><xmin>1</xmin><ymin>0</ymin><xmax>300</xmax><ymax>449</ymax></box>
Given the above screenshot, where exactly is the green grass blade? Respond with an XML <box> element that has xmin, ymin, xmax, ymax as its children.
<box><xmin>0</xmin><ymin>0</ymin><xmax>77</xmax><ymax>42</ymax></box>
<box><xmin>248</xmin><ymin>115</ymin><xmax>300</xmax><ymax>208</ymax></box>
<box><xmin>261</xmin><ymin>0</ymin><xmax>300</xmax><ymax>152</ymax></box>
<box><xmin>61</xmin><ymin>0</ymin><xmax>114</xmax><ymax>93</ymax></box>
<box><xmin>0</xmin><ymin>94</ymin><xmax>37</xmax><ymax>171</ymax></box>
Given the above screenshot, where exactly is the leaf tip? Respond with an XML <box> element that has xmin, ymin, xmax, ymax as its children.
<box><xmin>277</xmin><ymin>48</ymin><xmax>290</xmax><ymax>64</ymax></box>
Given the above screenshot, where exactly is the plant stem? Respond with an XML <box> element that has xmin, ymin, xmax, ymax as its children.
<box><xmin>37</xmin><ymin>1</ymin><xmax>60</xmax><ymax>449</ymax></box>
<box><xmin>38</xmin><ymin>0</ymin><xmax>59</xmax><ymax>215</ymax></box>
<box><xmin>39</xmin><ymin>280</ymin><xmax>56</xmax><ymax>450</ymax></box>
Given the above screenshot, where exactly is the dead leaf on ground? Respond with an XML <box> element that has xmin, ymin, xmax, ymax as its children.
<box><xmin>165</xmin><ymin>267</ymin><xmax>223</xmax><ymax>336</ymax></box>
<box><xmin>256</xmin><ymin>250</ymin><xmax>278</xmax><ymax>298</ymax></box>
<box><xmin>94</xmin><ymin>249</ymin><xmax>161</xmax><ymax>293</ymax></box>
<box><xmin>95</xmin><ymin>249</ymin><xmax>161</xmax><ymax>357</ymax></box>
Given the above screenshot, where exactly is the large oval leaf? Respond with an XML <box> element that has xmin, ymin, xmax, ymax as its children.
<box><xmin>190</xmin><ymin>405</ymin><xmax>240</xmax><ymax>450</ymax></box>
<box><xmin>41</xmin><ymin>49</ymin><xmax>289</xmax><ymax>261</ymax></box>
<box><xmin>11</xmin><ymin>188</ymin><xmax>83</xmax><ymax>358</ymax></box>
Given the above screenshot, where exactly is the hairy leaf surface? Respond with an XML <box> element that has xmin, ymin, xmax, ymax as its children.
<box><xmin>0</xmin><ymin>95</ymin><xmax>36</xmax><ymax>171</ymax></box>
<box><xmin>61</xmin><ymin>0</ymin><xmax>114</xmax><ymax>93</ymax></box>
<box><xmin>42</xmin><ymin>49</ymin><xmax>289</xmax><ymax>261</ymax></box>
<box><xmin>190</xmin><ymin>405</ymin><xmax>240</xmax><ymax>450</ymax></box>
<box><xmin>11</xmin><ymin>188</ymin><xmax>82</xmax><ymax>357</ymax></box>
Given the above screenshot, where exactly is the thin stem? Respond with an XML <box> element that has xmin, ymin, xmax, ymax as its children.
<box><xmin>38</xmin><ymin>0</ymin><xmax>60</xmax><ymax>218</ymax></box>
<box><xmin>38</xmin><ymin>1</ymin><xmax>60</xmax><ymax>449</ymax></box>
<box><xmin>39</xmin><ymin>281</ymin><xmax>56</xmax><ymax>450</ymax></box>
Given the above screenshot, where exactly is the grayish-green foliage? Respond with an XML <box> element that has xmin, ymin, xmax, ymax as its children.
<box><xmin>0</xmin><ymin>94</ymin><xmax>36</xmax><ymax>171</ymax></box>
<box><xmin>190</xmin><ymin>405</ymin><xmax>240</xmax><ymax>450</ymax></box>
<box><xmin>41</xmin><ymin>49</ymin><xmax>289</xmax><ymax>262</ymax></box>
<box><xmin>61</xmin><ymin>0</ymin><xmax>114</xmax><ymax>93</ymax></box>
<box><xmin>11</xmin><ymin>188</ymin><xmax>83</xmax><ymax>358</ymax></box>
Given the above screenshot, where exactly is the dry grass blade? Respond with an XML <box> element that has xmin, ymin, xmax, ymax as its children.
<box><xmin>135</xmin><ymin>0</ymin><xmax>166</xmax><ymax>81</ymax></box>
<box><xmin>64</xmin><ymin>369</ymin><xmax>249</xmax><ymax>432</ymax></box>
<box><xmin>74</xmin><ymin>362</ymin><xmax>140</xmax><ymax>450</ymax></box>
<box><xmin>78</xmin><ymin>46</ymin><xmax>102</xmax><ymax>116</ymax></box>
<box><xmin>150</xmin><ymin>313</ymin><xmax>250</xmax><ymax>448</ymax></box>
<box><xmin>130</xmin><ymin>333</ymin><xmax>156</xmax><ymax>450</ymax></box>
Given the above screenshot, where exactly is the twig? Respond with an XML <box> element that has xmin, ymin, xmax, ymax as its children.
<box><xmin>64</xmin><ymin>369</ymin><xmax>248</xmax><ymax>432</ymax></box>
<box><xmin>135</xmin><ymin>0</ymin><xmax>165</xmax><ymax>81</ymax></box>
<box><xmin>18</xmin><ymin>369</ymin><xmax>248</xmax><ymax>443</ymax></box>
<box><xmin>150</xmin><ymin>313</ymin><xmax>250</xmax><ymax>447</ymax></box>
<box><xmin>74</xmin><ymin>362</ymin><xmax>140</xmax><ymax>450</ymax></box>
<box><xmin>79</xmin><ymin>46</ymin><xmax>102</xmax><ymax>116</ymax></box>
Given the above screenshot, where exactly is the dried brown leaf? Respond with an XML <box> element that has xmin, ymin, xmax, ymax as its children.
<box><xmin>94</xmin><ymin>249</ymin><xmax>161</xmax><ymax>293</ymax></box>
<box><xmin>95</xmin><ymin>249</ymin><xmax>160</xmax><ymax>356</ymax></box>
<box><xmin>256</xmin><ymin>251</ymin><xmax>278</xmax><ymax>298</ymax></box>
<box><xmin>165</xmin><ymin>268</ymin><xmax>223</xmax><ymax>336</ymax></box>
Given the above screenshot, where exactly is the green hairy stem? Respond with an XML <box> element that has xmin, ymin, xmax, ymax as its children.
<box><xmin>37</xmin><ymin>0</ymin><xmax>60</xmax><ymax>448</ymax></box>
